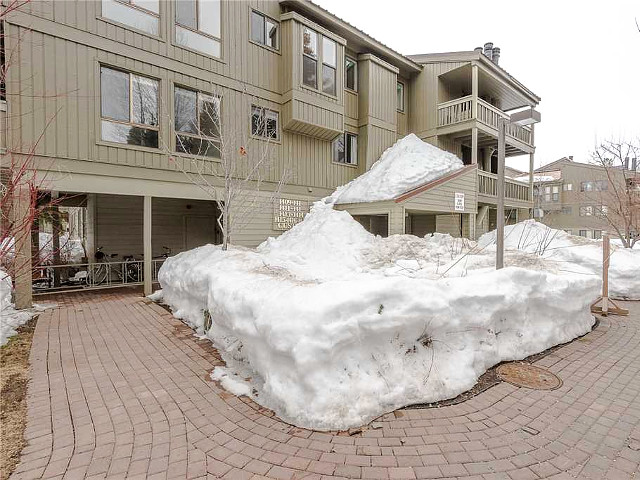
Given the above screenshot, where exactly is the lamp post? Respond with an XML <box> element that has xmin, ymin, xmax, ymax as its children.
<box><xmin>496</xmin><ymin>107</ymin><xmax>541</xmax><ymax>269</ymax></box>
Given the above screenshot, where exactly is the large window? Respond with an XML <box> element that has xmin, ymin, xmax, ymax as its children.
<box><xmin>552</xmin><ymin>185</ymin><xmax>559</xmax><ymax>202</ymax></box>
<box><xmin>333</xmin><ymin>132</ymin><xmax>358</xmax><ymax>165</ymax></box>
<box><xmin>174</xmin><ymin>86</ymin><xmax>220</xmax><ymax>158</ymax></box>
<box><xmin>563</xmin><ymin>183</ymin><xmax>573</xmax><ymax>191</ymax></box>
<box><xmin>579</xmin><ymin>205</ymin><xmax>593</xmax><ymax>217</ymax></box>
<box><xmin>397</xmin><ymin>81</ymin><xmax>404</xmax><ymax>112</ymax></box>
<box><xmin>251</xmin><ymin>106</ymin><xmax>279</xmax><ymax>140</ymax></box>
<box><xmin>175</xmin><ymin>0</ymin><xmax>221</xmax><ymax>58</ymax></box>
<box><xmin>250</xmin><ymin>10</ymin><xmax>278</xmax><ymax>50</ymax></box>
<box><xmin>302</xmin><ymin>27</ymin><xmax>337</xmax><ymax>96</ymax></box>
<box><xmin>580</xmin><ymin>181</ymin><xmax>593</xmax><ymax>192</ymax></box>
<box><xmin>102</xmin><ymin>0</ymin><xmax>159</xmax><ymax>35</ymax></box>
<box><xmin>100</xmin><ymin>66</ymin><xmax>159</xmax><ymax>148</ymax></box>
<box><xmin>345</xmin><ymin>56</ymin><xmax>357</xmax><ymax>91</ymax></box>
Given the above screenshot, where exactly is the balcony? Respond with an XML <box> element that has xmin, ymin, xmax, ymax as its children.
<box><xmin>437</xmin><ymin>96</ymin><xmax>533</xmax><ymax>149</ymax></box>
<box><xmin>478</xmin><ymin>170</ymin><xmax>531</xmax><ymax>206</ymax></box>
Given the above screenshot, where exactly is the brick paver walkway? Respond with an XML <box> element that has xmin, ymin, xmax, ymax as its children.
<box><xmin>10</xmin><ymin>290</ymin><xmax>640</xmax><ymax>479</ymax></box>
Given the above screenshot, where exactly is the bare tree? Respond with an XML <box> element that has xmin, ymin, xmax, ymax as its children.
<box><xmin>588</xmin><ymin>139</ymin><xmax>640</xmax><ymax>248</ymax></box>
<box><xmin>161</xmin><ymin>85</ymin><xmax>290</xmax><ymax>250</ymax></box>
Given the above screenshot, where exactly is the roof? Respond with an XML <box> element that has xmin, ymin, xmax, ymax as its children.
<box><xmin>515</xmin><ymin>170</ymin><xmax>562</xmax><ymax>183</ymax></box>
<box><xmin>408</xmin><ymin>51</ymin><xmax>540</xmax><ymax>105</ymax></box>
<box><xmin>279</xmin><ymin>0</ymin><xmax>422</xmax><ymax>75</ymax></box>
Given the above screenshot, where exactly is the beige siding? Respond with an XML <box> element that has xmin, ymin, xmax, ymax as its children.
<box><xmin>403</xmin><ymin>168</ymin><xmax>478</xmax><ymax>214</ymax></box>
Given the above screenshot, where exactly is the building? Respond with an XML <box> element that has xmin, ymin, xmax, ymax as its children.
<box><xmin>1</xmin><ymin>0</ymin><xmax>540</xmax><ymax>305</ymax></box>
<box><xmin>528</xmin><ymin>156</ymin><xmax>639</xmax><ymax>240</ymax></box>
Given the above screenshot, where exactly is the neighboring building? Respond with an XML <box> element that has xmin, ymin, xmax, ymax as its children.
<box><xmin>2</xmin><ymin>1</ymin><xmax>540</xmax><ymax>303</ymax></box>
<box><xmin>526</xmin><ymin>156</ymin><xmax>638</xmax><ymax>240</ymax></box>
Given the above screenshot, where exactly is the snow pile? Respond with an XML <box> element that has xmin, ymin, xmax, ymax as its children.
<box><xmin>39</xmin><ymin>232</ymin><xmax>86</xmax><ymax>264</ymax></box>
<box><xmin>158</xmin><ymin>205</ymin><xmax>601</xmax><ymax>429</ymax></box>
<box><xmin>478</xmin><ymin>220</ymin><xmax>640</xmax><ymax>300</ymax></box>
<box><xmin>331</xmin><ymin>134</ymin><xmax>464</xmax><ymax>204</ymax></box>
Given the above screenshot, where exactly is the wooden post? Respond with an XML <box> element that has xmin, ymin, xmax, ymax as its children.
<box><xmin>591</xmin><ymin>231</ymin><xmax>629</xmax><ymax>316</ymax></box>
<box><xmin>471</xmin><ymin>64</ymin><xmax>478</xmax><ymax>165</ymax></box>
<box><xmin>143</xmin><ymin>196</ymin><xmax>152</xmax><ymax>296</ymax></box>
<box><xmin>496</xmin><ymin>118</ymin><xmax>506</xmax><ymax>270</ymax></box>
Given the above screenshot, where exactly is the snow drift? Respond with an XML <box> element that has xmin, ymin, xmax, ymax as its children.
<box><xmin>330</xmin><ymin>134</ymin><xmax>464</xmax><ymax>204</ymax></box>
<box><xmin>158</xmin><ymin>204</ymin><xmax>601</xmax><ymax>430</ymax></box>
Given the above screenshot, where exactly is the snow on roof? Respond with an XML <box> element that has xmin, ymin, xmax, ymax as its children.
<box><xmin>514</xmin><ymin>170</ymin><xmax>562</xmax><ymax>183</ymax></box>
<box><xmin>331</xmin><ymin>134</ymin><xmax>464</xmax><ymax>205</ymax></box>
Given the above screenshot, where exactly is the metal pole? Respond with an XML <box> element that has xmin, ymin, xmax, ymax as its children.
<box><xmin>496</xmin><ymin>118</ymin><xmax>506</xmax><ymax>269</ymax></box>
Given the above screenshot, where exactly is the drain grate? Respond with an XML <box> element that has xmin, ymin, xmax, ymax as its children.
<box><xmin>496</xmin><ymin>362</ymin><xmax>562</xmax><ymax>390</ymax></box>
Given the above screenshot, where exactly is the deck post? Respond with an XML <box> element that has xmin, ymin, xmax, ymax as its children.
<box><xmin>496</xmin><ymin>118</ymin><xmax>506</xmax><ymax>270</ymax></box>
<box><xmin>471</xmin><ymin>64</ymin><xmax>478</xmax><ymax>165</ymax></box>
<box><xmin>12</xmin><ymin>181</ymin><xmax>33</xmax><ymax>309</ymax></box>
<box><xmin>529</xmin><ymin>124</ymin><xmax>535</xmax><ymax>214</ymax></box>
<box><xmin>143</xmin><ymin>196</ymin><xmax>152</xmax><ymax>296</ymax></box>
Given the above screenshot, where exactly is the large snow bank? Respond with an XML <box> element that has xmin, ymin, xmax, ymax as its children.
<box><xmin>158</xmin><ymin>204</ymin><xmax>600</xmax><ymax>429</ymax></box>
<box><xmin>478</xmin><ymin>220</ymin><xmax>640</xmax><ymax>300</ymax></box>
<box><xmin>331</xmin><ymin>134</ymin><xmax>464</xmax><ymax>204</ymax></box>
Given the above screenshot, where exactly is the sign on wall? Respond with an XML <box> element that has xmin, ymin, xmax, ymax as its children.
<box><xmin>273</xmin><ymin>198</ymin><xmax>309</xmax><ymax>231</ymax></box>
<box><xmin>454</xmin><ymin>192</ymin><xmax>465</xmax><ymax>212</ymax></box>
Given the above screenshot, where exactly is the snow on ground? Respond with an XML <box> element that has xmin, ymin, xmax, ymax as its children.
<box><xmin>0</xmin><ymin>269</ymin><xmax>56</xmax><ymax>346</ymax></box>
<box><xmin>330</xmin><ymin>134</ymin><xmax>464</xmax><ymax>204</ymax></box>
<box><xmin>39</xmin><ymin>232</ymin><xmax>86</xmax><ymax>264</ymax></box>
<box><xmin>478</xmin><ymin>220</ymin><xmax>640</xmax><ymax>300</ymax></box>
<box><xmin>158</xmin><ymin>204</ymin><xmax>602</xmax><ymax>430</ymax></box>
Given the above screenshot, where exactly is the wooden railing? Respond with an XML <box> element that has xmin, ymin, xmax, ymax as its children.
<box><xmin>478</xmin><ymin>170</ymin><xmax>531</xmax><ymax>203</ymax></box>
<box><xmin>437</xmin><ymin>95</ymin><xmax>472</xmax><ymax>127</ymax></box>
<box><xmin>437</xmin><ymin>96</ymin><xmax>533</xmax><ymax>147</ymax></box>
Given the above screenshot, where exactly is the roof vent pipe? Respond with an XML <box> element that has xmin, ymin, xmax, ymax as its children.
<box><xmin>483</xmin><ymin>42</ymin><xmax>493</xmax><ymax>59</ymax></box>
<box><xmin>474</xmin><ymin>46</ymin><xmax>483</xmax><ymax>54</ymax></box>
<box><xmin>492</xmin><ymin>47</ymin><xmax>500</xmax><ymax>65</ymax></box>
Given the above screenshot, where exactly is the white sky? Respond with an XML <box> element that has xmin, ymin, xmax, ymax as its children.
<box><xmin>315</xmin><ymin>0</ymin><xmax>640</xmax><ymax>171</ymax></box>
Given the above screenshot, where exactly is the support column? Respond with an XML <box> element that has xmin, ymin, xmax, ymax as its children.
<box><xmin>86</xmin><ymin>194</ymin><xmax>97</xmax><ymax>261</ymax></box>
<box><xmin>471</xmin><ymin>64</ymin><xmax>479</xmax><ymax>165</ymax></box>
<box><xmin>496</xmin><ymin>118</ymin><xmax>506</xmax><ymax>270</ymax></box>
<box><xmin>12</xmin><ymin>184</ymin><xmax>33</xmax><ymax>309</ymax></box>
<box><xmin>51</xmin><ymin>191</ymin><xmax>60</xmax><ymax>287</ymax></box>
<box><xmin>483</xmin><ymin>147</ymin><xmax>493</xmax><ymax>172</ymax></box>
<box><xmin>143</xmin><ymin>195</ymin><xmax>152</xmax><ymax>295</ymax></box>
<box><xmin>528</xmin><ymin>124</ymin><xmax>536</xmax><ymax>217</ymax></box>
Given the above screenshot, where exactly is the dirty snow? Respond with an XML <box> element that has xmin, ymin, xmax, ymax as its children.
<box><xmin>330</xmin><ymin>134</ymin><xmax>464</xmax><ymax>204</ymax></box>
<box><xmin>158</xmin><ymin>204</ymin><xmax>602</xmax><ymax>430</ymax></box>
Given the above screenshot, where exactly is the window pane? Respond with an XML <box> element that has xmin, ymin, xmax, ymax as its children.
<box><xmin>132</xmin><ymin>0</ymin><xmax>159</xmax><ymax>14</ymax></box>
<box><xmin>176</xmin><ymin>134</ymin><xmax>220</xmax><ymax>157</ymax></box>
<box><xmin>303</xmin><ymin>27</ymin><xmax>317</xmax><ymax>57</ymax></box>
<box><xmin>176</xmin><ymin>25</ymin><xmax>221</xmax><ymax>57</ymax></box>
<box><xmin>174</xmin><ymin>87</ymin><xmax>197</xmax><ymax>134</ymax></box>
<box><xmin>131</xmin><ymin>75</ymin><xmax>158</xmax><ymax>126</ymax></box>
<box><xmin>345</xmin><ymin>57</ymin><xmax>356</xmax><ymax>90</ymax></box>
<box><xmin>347</xmin><ymin>134</ymin><xmax>357</xmax><ymax>165</ymax></box>
<box><xmin>397</xmin><ymin>82</ymin><xmax>404</xmax><ymax>111</ymax></box>
<box><xmin>101</xmin><ymin>67</ymin><xmax>129</xmax><ymax>122</ymax></box>
<box><xmin>333</xmin><ymin>134</ymin><xmax>345</xmax><ymax>163</ymax></box>
<box><xmin>101</xmin><ymin>120</ymin><xmax>158</xmax><ymax>147</ymax></box>
<box><xmin>322</xmin><ymin>64</ymin><xmax>336</xmax><ymax>96</ymax></box>
<box><xmin>265</xmin><ymin>109</ymin><xmax>278</xmax><ymax>139</ymax></box>
<box><xmin>251</xmin><ymin>106</ymin><xmax>263</xmax><ymax>136</ymax></box>
<box><xmin>265</xmin><ymin>18</ymin><xmax>278</xmax><ymax>49</ymax></box>
<box><xmin>199</xmin><ymin>95</ymin><xmax>220</xmax><ymax>138</ymax></box>
<box><xmin>102</xmin><ymin>0</ymin><xmax>159</xmax><ymax>35</ymax></box>
<box><xmin>250</xmin><ymin>11</ymin><xmax>264</xmax><ymax>44</ymax></box>
<box><xmin>303</xmin><ymin>56</ymin><xmax>317</xmax><ymax>89</ymax></box>
<box><xmin>175</xmin><ymin>0</ymin><xmax>196</xmax><ymax>28</ymax></box>
<box><xmin>322</xmin><ymin>37</ymin><xmax>336</xmax><ymax>67</ymax></box>
<box><xmin>199</xmin><ymin>0</ymin><xmax>220</xmax><ymax>37</ymax></box>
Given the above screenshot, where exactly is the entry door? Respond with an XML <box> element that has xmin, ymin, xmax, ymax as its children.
<box><xmin>184</xmin><ymin>216</ymin><xmax>216</xmax><ymax>250</ymax></box>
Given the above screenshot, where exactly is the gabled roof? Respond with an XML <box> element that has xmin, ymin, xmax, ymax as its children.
<box><xmin>535</xmin><ymin>157</ymin><xmax>573</xmax><ymax>172</ymax></box>
<box><xmin>394</xmin><ymin>165</ymin><xmax>476</xmax><ymax>203</ymax></box>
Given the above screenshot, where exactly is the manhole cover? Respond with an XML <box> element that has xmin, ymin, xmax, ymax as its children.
<box><xmin>496</xmin><ymin>362</ymin><xmax>562</xmax><ymax>390</ymax></box>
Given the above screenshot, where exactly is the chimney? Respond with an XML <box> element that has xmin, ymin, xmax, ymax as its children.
<box><xmin>491</xmin><ymin>47</ymin><xmax>500</xmax><ymax>65</ymax></box>
<box><xmin>474</xmin><ymin>46</ymin><xmax>483</xmax><ymax>54</ymax></box>
<box><xmin>625</xmin><ymin>157</ymin><xmax>630</xmax><ymax>170</ymax></box>
<box><xmin>483</xmin><ymin>42</ymin><xmax>493</xmax><ymax>60</ymax></box>
<box><xmin>633</xmin><ymin>158</ymin><xmax>638</xmax><ymax>171</ymax></box>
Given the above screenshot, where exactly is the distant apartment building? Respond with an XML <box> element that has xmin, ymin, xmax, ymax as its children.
<box><xmin>2</xmin><ymin>0</ymin><xmax>540</xmax><ymax>304</ymax></box>
<box><xmin>528</xmin><ymin>156</ymin><xmax>638</xmax><ymax>240</ymax></box>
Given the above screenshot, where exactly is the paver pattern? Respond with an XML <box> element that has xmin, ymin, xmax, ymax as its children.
<box><xmin>10</xmin><ymin>290</ymin><xmax>640</xmax><ymax>479</ymax></box>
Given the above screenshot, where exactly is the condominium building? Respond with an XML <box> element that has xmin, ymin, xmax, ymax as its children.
<box><xmin>2</xmin><ymin>0</ymin><xmax>540</xmax><ymax>304</ymax></box>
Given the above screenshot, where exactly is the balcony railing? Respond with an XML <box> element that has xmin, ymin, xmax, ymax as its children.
<box><xmin>478</xmin><ymin>170</ymin><xmax>531</xmax><ymax>203</ymax></box>
<box><xmin>437</xmin><ymin>96</ymin><xmax>533</xmax><ymax>147</ymax></box>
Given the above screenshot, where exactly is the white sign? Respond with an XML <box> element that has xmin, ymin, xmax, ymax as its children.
<box><xmin>273</xmin><ymin>198</ymin><xmax>309</xmax><ymax>231</ymax></box>
<box><xmin>454</xmin><ymin>192</ymin><xmax>465</xmax><ymax>212</ymax></box>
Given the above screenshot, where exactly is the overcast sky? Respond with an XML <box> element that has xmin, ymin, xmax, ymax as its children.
<box><xmin>315</xmin><ymin>0</ymin><xmax>640</xmax><ymax>171</ymax></box>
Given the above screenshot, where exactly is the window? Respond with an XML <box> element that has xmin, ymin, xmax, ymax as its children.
<box><xmin>593</xmin><ymin>230</ymin><xmax>602</xmax><ymax>240</ymax></box>
<box><xmin>251</xmin><ymin>105</ymin><xmax>279</xmax><ymax>140</ymax></box>
<box><xmin>100</xmin><ymin>66</ymin><xmax>159</xmax><ymax>148</ymax></box>
<box><xmin>544</xmin><ymin>186</ymin><xmax>551</xmax><ymax>202</ymax></box>
<box><xmin>345</xmin><ymin>56</ymin><xmax>357</xmax><ymax>91</ymax></box>
<box><xmin>175</xmin><ymin>0</ymin><xmax>221</xmax><ymax>57</ymax></box>
<box><xmin>102</xmin><ymin>0</ymin><xmax>159</xmax><ymax>35</ymax></box>
<box><xmin>595</xmin><ymin>205</ymin><xmax>608</xmax><ymax>217</ymax></box>
<box><xmin>322</xmin><ymin>37</ymin><xmax>336</xmax><ymax>95</ymax></box>
<box><xmin>595</xmin><ymin>180</ymin><xmax>608</xmax><ymax>191</ymax></box>
<box><xmin>302</xmin><ymin>27</ymin><xmax>318</xmax><ymax>89</ymax></box>
<box><xmin>302</xmin><ymin>27</ymin><xmax>337</xmax><ymax>96</ymax></box>
<box><xmin>563</xmin><ymin>183</ymin><xmax>573</xmax><ymax>191</ymax></box>
<box><xmin>250</xmin><ymin>10</ymin><xmax>278</xmax><ymax>50</ymax></box>
<box><xmin>579</xmin><ymin>206</ymin><xmax>593</xmax><ymax>217</ymax></box>
<box><xmin>174</xmin><ymin>86</ymin><xmax>220</xmax><ymax>158</ymax></box>
<box><xmin>581</xmin><ymin>181</ymin><xmax>594</xmax><ymax>192</ymax></box>
<box><xmin>397</xmin><ymin>82</ymin><xmax>404</xmax><ymax>112</ymax></box>
<box><xmin>579</xmin><ymin>230</ymin><xmax>588</xmax><ymax>238</ymax></box>
<box><xmin>333</xmin><ymin>132</ymin><xmax>358</xmax><ymax>165</ymax></box>
<box><xmin>552</xmin><ymin>185</ymin><xmax>559</xmax><ymax>202</ymax></box>
<box><xmin>561</xmin><ymin>206</ymin><xmax>572</xmax><ymax>215</ymax></box>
